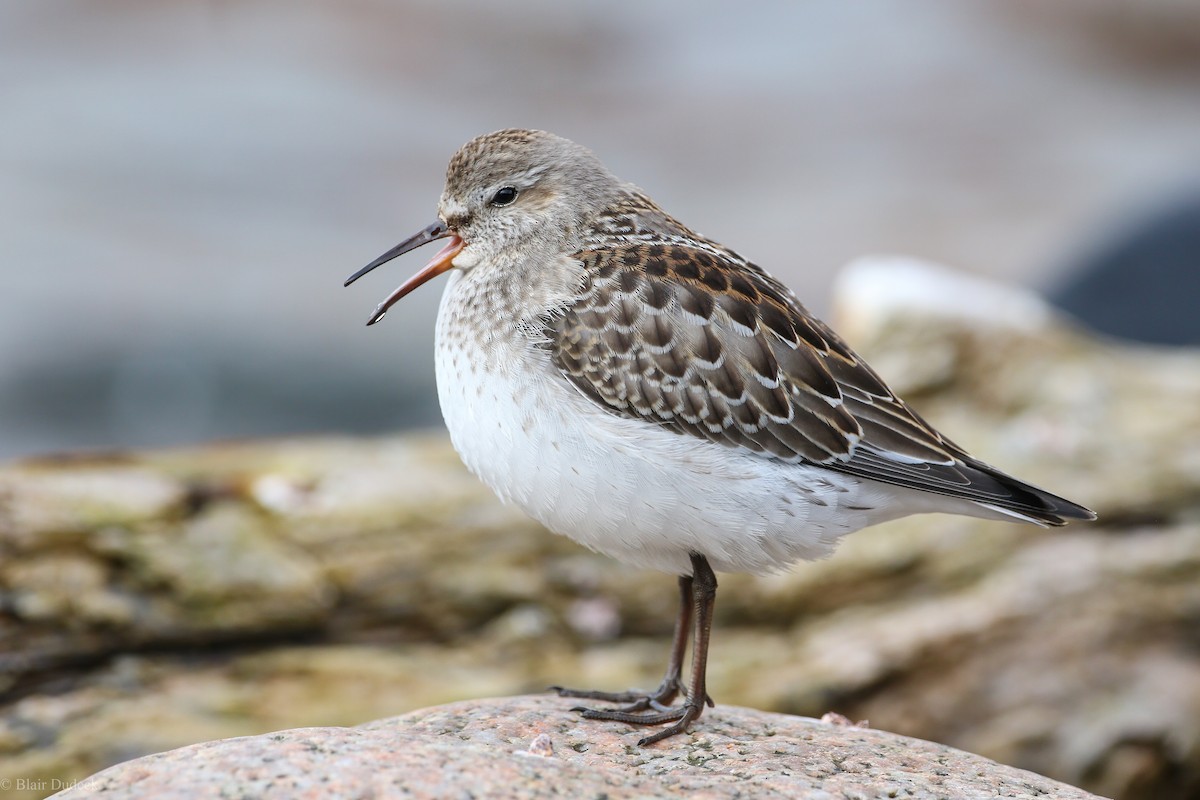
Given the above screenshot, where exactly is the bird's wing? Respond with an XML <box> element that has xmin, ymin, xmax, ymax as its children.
<box><xmin>545</xmin><ymin>241</ymin><xmax>1090</xmax><ymax>523</ymax></box>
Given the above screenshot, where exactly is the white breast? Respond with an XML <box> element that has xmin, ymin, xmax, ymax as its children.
<box><xmin>433</xmin><ymin>269</ymin><xmax>926</xmax><ymax>576</ymax></box>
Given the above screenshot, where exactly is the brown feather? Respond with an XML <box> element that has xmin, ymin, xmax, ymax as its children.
<box><xmin>541</xmin><ymin>194</ymin><xmax>1095</xmax><ymax>524</ymax></box>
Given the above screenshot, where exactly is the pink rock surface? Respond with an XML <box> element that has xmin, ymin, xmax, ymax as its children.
<box><xmin>52</xmin><ymin>695</ymin><xmax>1106</xmax><ymax>799</ymax></box>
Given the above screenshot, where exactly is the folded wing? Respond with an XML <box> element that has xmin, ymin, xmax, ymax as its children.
<box><xmin>545</xmin><ymin>241</ymin><xmax>1094</xmax><ymax>525</ymax></box>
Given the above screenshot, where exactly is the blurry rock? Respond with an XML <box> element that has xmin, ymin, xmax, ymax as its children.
<box><xmin>0</xmin><ymin>462</ymin><xmax>337</xmax><ymax>684</ymax></box>
<box><xmin>52</xmin><ymin>696</ymin><xmax>1102</xmax><ymax>800</ymax></box>
<box><xmin>0</xmin><ymin>437</ymin><xmax>556</xmax><ymax>687</ymax></box>
<box><xmin>0</xmin><ymin>460</ymin><xmax>187</xmax><ymax>546</ymax></box>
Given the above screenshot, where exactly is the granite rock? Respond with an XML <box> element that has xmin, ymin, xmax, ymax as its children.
<box><xmin>52</xmin><ymin>696</ymin><xmax>1105</xmax><ymax>800</ymax></box>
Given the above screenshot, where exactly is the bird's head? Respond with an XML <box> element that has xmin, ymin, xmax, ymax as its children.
<box><xmin>346</xmin><ymin>129</ymin><xmax>620</xmax><ymax>325</ymax></box>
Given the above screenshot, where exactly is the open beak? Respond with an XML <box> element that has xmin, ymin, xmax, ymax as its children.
<box><xmin>344</xmin><ymin>221</ymin><xmax>465</xmax><ymax>325</ymax></box>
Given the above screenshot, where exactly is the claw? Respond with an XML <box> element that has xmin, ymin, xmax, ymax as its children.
<box><xmin>552</xmin><ymin>685</ymin><xmax>652</xmax><ymax>704</ymax></box>
<box><xmin>637</xmin><ymin>708</ymin><xmax>702</xmax><ymax>747</ymax></box>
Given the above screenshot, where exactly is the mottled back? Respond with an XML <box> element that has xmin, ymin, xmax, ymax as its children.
<box><xmin>546</xmin><ymin>194</ymin><xmax>1090</xmax><ymax>524</ymax></box>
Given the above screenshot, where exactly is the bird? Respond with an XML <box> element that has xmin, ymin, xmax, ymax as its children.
<box><xmin>344</xmin><ymin>129</ymin><xmax>1095</xmax><ymax>746</ymax></box>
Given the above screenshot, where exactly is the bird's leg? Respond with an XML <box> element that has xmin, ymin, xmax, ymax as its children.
<box><xmin>552</xmin><ymin>572</ymin><xmax>692</xmax><ymax>709</ymax></box>
<box><xmin>567</xmin><ymin>553</ymin><xmax>719</xmax><ymax>746</ymax></box>
<box><xmin>634</xmin><ymin>553</ymin><xmax>717</xmax><ymax>745</ymax></box>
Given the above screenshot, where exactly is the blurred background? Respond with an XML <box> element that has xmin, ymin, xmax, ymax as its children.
<box><xmin>4</xmin><ymin>0</ymin><xmax>1200</xmax><ymax>460</ymax></box>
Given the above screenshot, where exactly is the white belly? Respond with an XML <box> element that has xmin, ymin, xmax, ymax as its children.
<box><xmin>433</xmin><ymin>275</ymin><xmax>918</xmax><ymax>576</ymax></box>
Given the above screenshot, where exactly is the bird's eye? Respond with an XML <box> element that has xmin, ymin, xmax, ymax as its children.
<box><xmin>490</xmin><ymin>186</ymin><xmax>518</xmax><ymax>206</ymax></box>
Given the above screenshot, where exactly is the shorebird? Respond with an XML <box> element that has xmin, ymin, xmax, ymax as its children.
<box><xmin>345</xmin><ymin>129</ymin><xmax>1095</xmax><ymax>745</ymax></box>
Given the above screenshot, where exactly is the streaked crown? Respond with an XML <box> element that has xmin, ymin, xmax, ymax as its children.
<box><xmin>438</xmin><ymin>129</ymin><xmax>625</xmax><ymax>265</ymax></box>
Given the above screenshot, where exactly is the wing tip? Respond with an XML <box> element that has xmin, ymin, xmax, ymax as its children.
<box><xmin>837</xmin><ymin>447</ymin><xmax>1099</xmax><ymax>526</ymax></box>
<box><xmin>1027</xmin><ymin>498</ymin><xmax>1098</xmax><ymax>527</ymax></box>
<box><xmin>966</xmin><ymin>459</ymin><xmax>1097</xmax><ymax>527</ymax></box>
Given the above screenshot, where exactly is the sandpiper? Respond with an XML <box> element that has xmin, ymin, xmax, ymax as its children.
<box><xmin>345</xmin><ymin>129</ymin><xmax>1095</xmax><ymax>745</ymax></box>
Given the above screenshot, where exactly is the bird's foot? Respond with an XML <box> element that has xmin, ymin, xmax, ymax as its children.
<box><xmin>574</xmin><ymin>695</ymin><xmax>710</xmax><ymax>746</ymax></box>
<box><xmin>551</xmin><ymin>676</ymin><xmax>685</xmax><ymax>713</ymax></box>
<box><xmin>553</xmin><ymin>680</ymin><xmax>714</xmax><ymax>746</ymax></box>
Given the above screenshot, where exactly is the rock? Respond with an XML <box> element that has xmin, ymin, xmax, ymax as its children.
<box><xmin>51</xmin><ymin>696</ymin><xmax>1103</xmax><ymax>800</ymax></box>
<box><xmin>0</xmin><ymin>437</ymin><xmax>553</xmax><ymax>687</ymax></box>
<box><xmin>0</xmin><ymin>460</ymin><xmax>187</xmax><ymax>547</ymax></box>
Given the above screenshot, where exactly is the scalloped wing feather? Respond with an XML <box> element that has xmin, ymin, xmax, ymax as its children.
<box><xmin>545</xmin><ymin>237</ymin><xmax>1094</xmax><ymax>525</ymax></box>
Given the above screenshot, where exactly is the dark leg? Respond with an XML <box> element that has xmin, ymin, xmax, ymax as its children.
<box><xmin>553</xmin><ymin>572</ymin><xmax>692</xmax><ymax>708</ymax></box>
<box><xmin>563</xmin><ymin>553</ymin><xmax>719</xmax><ymax>746</ymax></box>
